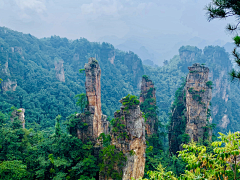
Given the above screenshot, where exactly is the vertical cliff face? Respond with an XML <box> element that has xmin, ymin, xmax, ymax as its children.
<box><xmin>54</xmin><ymin>60</ymin><xmax>65</xmax><ymax>82</ymax></box>
<box><xmin>73</xmin><ymin>57</ymin><xmax>109</xmax><ymax>143</ymax></box>
<box><xmin>139</xmin><ymin>76</ymin><xmax>157</xmax><ymax>135</ymax></box>
<box><xmin>169</xmin><ymin>63</ymin><xmax>212</xmax><ymax>154</ymax></box>
<box><xmin>10</xmin><ymin>108</ymin><xmax>25</xmax><ymax>128</ymax></box>
<box><xmin>111</xmin><ymin>96</ymin><xmax>146</xmax><ymax>180</ymax></box>
<box><xmin>185</xmin><ymin>63</ymin><xmax>212</xmax><ymax>141</ymax></box>
<box><xmin>178</xmin><ymin>46</ymin><xmax>233</xmax><ymax>133</ymax></box>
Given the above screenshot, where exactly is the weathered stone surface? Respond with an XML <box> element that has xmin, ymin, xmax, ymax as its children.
<box><xmin>10</xmin><ymin>108</ymin><xmax>25</xmax><ymax>128</ymax></box>
<box><xmin>111</xmin><ymin>102</ymin><xmax>146</xmax><ymax>180</ymax></box>
<box><xmin>169</xmin><ymin>63</ymin><xmax>212</xmax><ymax>154</ymax></box>
<box><xmin>75</xmin><ymin>57</ymin><xmax>109</xmax><ymax>142</ymax></box>
<box><xmin>185</xmin><ymin>63</ymin><xmax>212</xmax><ymax>141</ymax></box>
<box><xmin>139</xmin><ymin>76</ymin><xmax>157</xmax><ymax>135</ymax></box>
<box><xmin>54</xmin><ymin>60</ymin><xmax>65</xmax><ymax>82</ymax></box>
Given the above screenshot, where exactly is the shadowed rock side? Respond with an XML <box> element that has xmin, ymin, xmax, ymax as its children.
<box><xmin>111</xmin><ymin>100</ymin><xmax>146</xmax><ymax>180</ymax></box>
<box><xmin>139</xmin><ymin>76</ymin><xmax>157</xmax><ymax>135</ymax></box>
<box><xmin>168</xmin><ymin>84</ymin><xmax>186</xmax><ymax>155</ymax></box>
<box><xmin>185</xmin><ymin>63</ymin><xmax>212</xmax><ymax>141</ymax></box>
<box><xmin>76</xmin><ymin>58</ymin><xmax>109</xmax><ymax>142</ymax></box>
<box><xmin>54</xmin><ymin>60</ymin><xmax>65</xmax><ymax>82</ymax></box>
<box><xmin>169</xmin><ymin>63</ymin><xmax>212</xmax><ymax>155</ymax></box>
<box><xmin>10</xmin><ymin>108</ymin><xmax>25</xmax><ymax>129</ymax></box>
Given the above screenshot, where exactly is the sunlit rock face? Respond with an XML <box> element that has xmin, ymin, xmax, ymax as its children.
<box><xmin>54</xmin><ymin>60</ymin><xmax>65</xmax><ymax>82</ymax></box>
<box><xmin>11</xmin><ymin>108</ymin><xmax>25</xmax><ymax>129</ymax></box>
<box><xmin>81</xmin><ymin>57</ymin><xmax>109</xmax><ymax>141</ymax></box>
<box><xmin>139</xmin><ymin>76</ymin><xmax>157</xmax><ymax>135</ymax></box>
<box><xmin>111</xmin><ymin>100</ymin><xmax>146</xmax><ymax>180</ymax></box>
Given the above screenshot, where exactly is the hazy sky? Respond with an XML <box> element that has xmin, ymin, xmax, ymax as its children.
<box><xmin>0</xmin><ymin>0</ymin><xmax>236</xmax><ymax>64</ymax></box>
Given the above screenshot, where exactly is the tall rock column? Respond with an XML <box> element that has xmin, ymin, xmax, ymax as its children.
<box><xmin>139</xmin><ymin>76</ymin><xmax>157</xmax><ymax>135</ymax></box>
<box><xmin>84</xmin><ymin>57</ymin><xmax>109</xmax><ymax>140</ymax></box>
<box><xmin>185</xmin><ymin>63</ymin><xmax>212</xmax><ymax>141</ymax></box>
<box><xmin>110</xmin><ymin>95</ymin><xmax>146</xmax><ymax>180</ymax></box>
<box><xmin>169</xmin><ymin>63</ymin><xmax>212</xmax><ymax>155</ymax></box>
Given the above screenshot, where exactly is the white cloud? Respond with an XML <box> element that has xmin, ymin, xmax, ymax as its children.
<box><xmin>15</xmin><ymin>0</ymin><xmax>46</xmax><ymax>13</ymax></box>
<box><xmin>80</xmin><ymin>0</ymin><xmax>152</xmax><ymax>18</ymax></box>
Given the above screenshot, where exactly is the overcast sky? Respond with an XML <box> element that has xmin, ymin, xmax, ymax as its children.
<box><xmin>0</xmin><ymin>0</ymin><xmax>236</xmax><ymax>64</ymax></box>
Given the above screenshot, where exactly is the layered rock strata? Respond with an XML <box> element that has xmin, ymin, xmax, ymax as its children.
<box><xmin>111</xmin><ymin>99</ymin><xmax>146</xmax><ymax>180</ymax></box>
<box><xmin>139</xmin><ymin>76</ymin><xmax>157</xmax><ymax>135</ymax></box>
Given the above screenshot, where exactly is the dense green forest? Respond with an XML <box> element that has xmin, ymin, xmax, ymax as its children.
<box><xmin>0</xmin><ymin>27</ymin><xmax>143</xmax><ymax>131</ymax></box>
<box><xmin>1</xmin><ymin>27</ymin><xmax>240</xmax><ymax>179</ymax></box>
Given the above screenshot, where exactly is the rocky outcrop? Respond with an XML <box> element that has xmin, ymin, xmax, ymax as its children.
<box><xmin>185</xmin><ymin>63</ymin><xmax>212</xmax><ymax>141</ymax></box>
<box><xmin>74</xmin><ymin>58</ymin><xmax>109</xmax><ymax>143</ymax></box>
<box><xmin>169</xmin><ymin>63</ymin><xmax>212</xmax><ymax>154</ymax></box>
<box><xmin>1</xmin><ymin>60</ymin><xmax>17</xmax><ymax>91</ymax></box>
<box><xmin>54</xmin><ymin>60</ymin><xmax>65</xmax><ymax>82</ymax></box>
<box><xmin>111</xmin><ymin>96</ymin><xmax>146</xmax><ymax>180</ymax></box>
<box><xmin>178</xmin><ymin>46</ymin><xmax>232</xmax><ymax>133</ymax></box>
<box><xmin>10</xmin><ymin>108</ymin><xmax>25</xmax><ymax>128</ymax></box>
<box><xmin>139</xmin><ymin>76</ymin><xmax>157</xmax><ymax>135</ymax></box>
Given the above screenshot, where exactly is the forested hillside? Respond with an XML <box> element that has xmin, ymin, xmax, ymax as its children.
<box><xmin>1</xmin><ymin>27</ymin><xmax>240</xmax><ymax>134</ymax></box>
<box><xmin>144</xmin><ymin>45</ymin><xmax>240</xmax><ymax>134</ymax></box>
<box><xmin>0</xmin><ymin>27</ymin><xmax>143</xmax><ymax>130</ymax></box>
<box><xmin>1</xmin><ymin>27</ymin><xmax>240</xmax><ymax>179</ymax></box>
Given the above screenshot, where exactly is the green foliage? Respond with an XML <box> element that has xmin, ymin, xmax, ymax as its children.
<box><xmin>168</xmin><ymin>80</ymin><xmax>187</xmax><ymax>155</ymax></box>
<box><xmin>142</xmin><ymin>75</ymin><xmax>149</xmax><ymax>81</ymax></box>
<box><xmin>139</xmin><ymin>163</ymin><xmax>177</xmax><ymax>180</ymax></box>
<box><xmin>66</xmin><ymin>113</ymin><xmax>88</xmax><ymax>137</ymax></box>
<box><xmin>75</xmin><ymin>93</ymin><xmax>88</xmax><ymax>113</ymax></box>
<box><xmin>99</xmin><ymin>145</ymin><xmax>126</xmax><ymax>180</ymax></box>
<box><xmin>121</xmin><ymin>94</ymin><xmax>140</xmax><ymax>110</ymax></box>
<box><xmin>206</xmin><ymin>80</ymin><xmax>214</xmax><ymax>89</ymax></box>
<box><xmin>0</xmin><ymin>27</ymin><xmax>143</xmax><ymax>129</ymax></box>
<box><xmin>0</xmin><ymin>111</ymin><xmax>98</xmax><ymax>180</ymax></box>
<box><xmin>206</xmin><ymin>0</ymin><xmax>240</xmax><ymax>81</ymax></box>
<box><xmin>178</xmin><ymin>132</ymin><xmax>240</xmax><ymax>179</ymax></box>
<box><xmin>110</xmin><ymin>117</ymin><xmax>128</xmax><ymax>140</ymax></box>
<box><xmin>54</xmin><ymin>115</ymin><xmax>61</xmax><ymax>137</ymax></box>
<box><xmin>79</xmin><ymin>69</ymin><xmax>85</xmax><ymax>74</ymax></box>
<box><xmin>0</xmin><ymin>160</ymin><xmax>28</xmax><ymax>180</ymax></box>
<box><xmin>98</xmin><ymin>133</ymin><xmax>111</xmax><ymax>147</ymax></box>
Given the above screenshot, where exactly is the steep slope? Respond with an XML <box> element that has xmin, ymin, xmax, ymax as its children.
<box><xmin>0</xmin><ymin>27</ymin><xmax>144</xmax><ymax>129</ymax></box>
